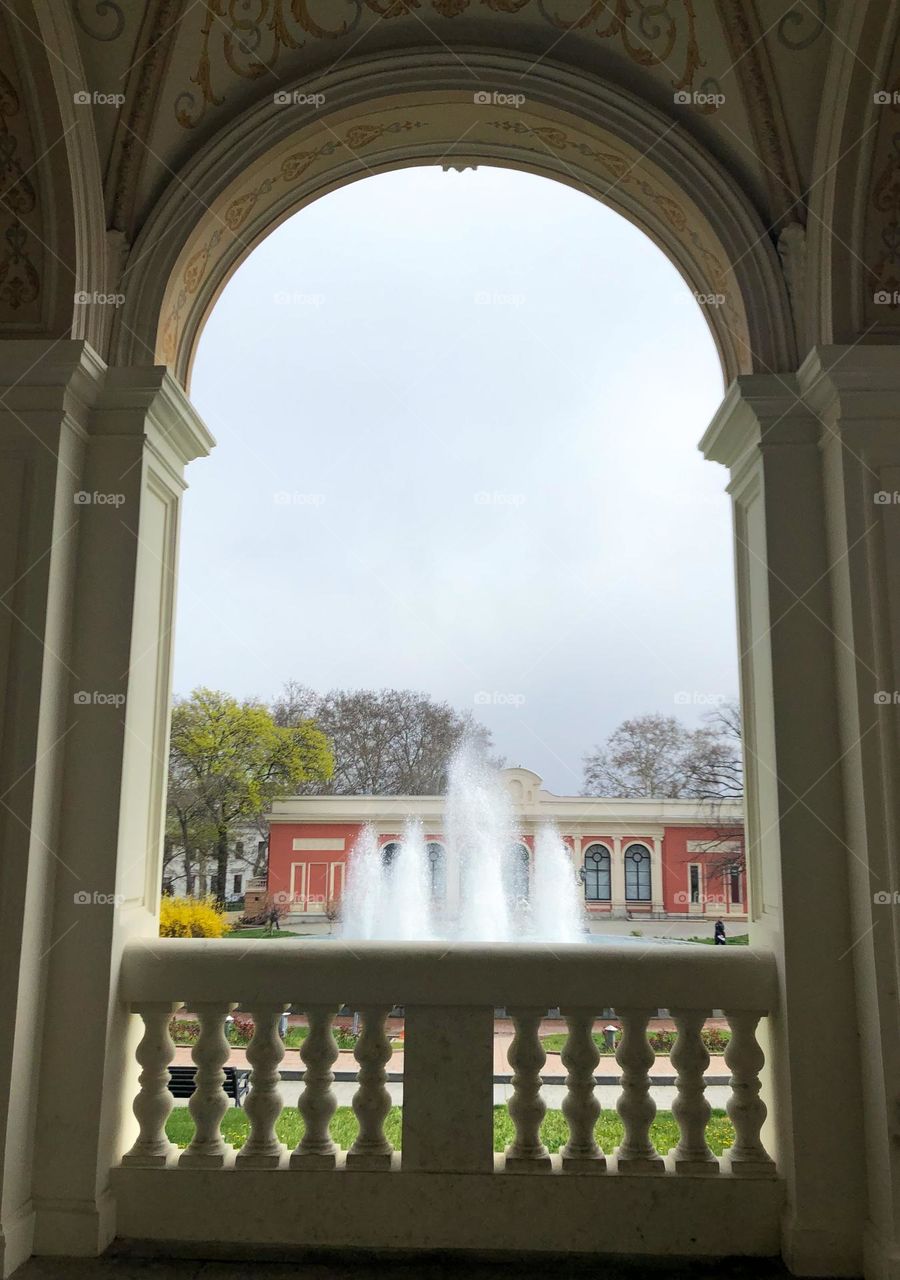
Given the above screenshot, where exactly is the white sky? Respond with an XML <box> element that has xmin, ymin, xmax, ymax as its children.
<box><xmin>176</xmin><ymin>165</ymin><xmax>737</xmax><ymax>794</ymax></box>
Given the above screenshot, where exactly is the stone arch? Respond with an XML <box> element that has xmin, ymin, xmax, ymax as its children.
<box><xmin>806</xmin><ymin>0</ymin><xmax>900</xmax><ymax>347</ymax></box>
<box><xmin>110</xmin><ymin>50</ymin><xmax>796</xmax><ymax>387</ymax></box>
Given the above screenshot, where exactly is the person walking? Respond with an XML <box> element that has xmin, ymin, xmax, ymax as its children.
<box><xmin>714</xmin><ymin>919</ymin><xmax>727</xmax><ymax>945</ymax></box>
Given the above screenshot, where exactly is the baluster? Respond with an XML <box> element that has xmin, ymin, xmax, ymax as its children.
<box><xmin>291</xmin><ymin>1004</ymin><xmax>340</xmax><ymax>1168</ymax></box>
<box><xmin>235</xmin><ymin>1004</ymin><xmax>287</xmax><ymax>1168</ymax></box>
<box><xmin>560</xmin><ymin>1008</ymin><xmax>605</xmax><ymax>1171</ymax></box>
<box><xmin>614</xmin><ymin>1008</ymin><xmax>663</xmax><ymax>1173</ymax></box>
<box><xmin>179</xmin><ymin>1001</ymin><xmax>236</xmax><ymax>1167</ymax></box>
<box><xmin>721</xmin><ymin>1010</ymin><xmax>776</xmax><ymax>1176</ymax></box>
<box><xmin>122</xmin><ymin>1001</ymin><xmax>182</xmax><ymax>1167</ymax></box>
<box><xmin>669</xmin><ymin>1008</ymin><xmax>718</xmax><ymax>1174</ymax></box>
<box><xmin>505</xmin><ymin>1007</ymin><xmax>551</xmax><ymax>1170</ymax></box>
<box><xmin>346</xmin><ymin>1006</ymin><xmax>394</xmax><ymax>1169</ymax></box>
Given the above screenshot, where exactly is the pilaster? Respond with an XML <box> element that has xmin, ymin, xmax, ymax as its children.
<box><xmin>701</xmin><ymin>357</ymin><xmax>868</xmax><ymax>1275</ymax></box>
<box><xmin>0</xmin><ymin>340</ymin><xmax>214</xmax><ymax>1267</ymax></box>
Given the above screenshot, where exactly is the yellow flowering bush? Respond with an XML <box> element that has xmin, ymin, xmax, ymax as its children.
<box><xmin>159</xmin><ymin>895</ymin><xmax>230</xmax><ymax>938</ymax></box>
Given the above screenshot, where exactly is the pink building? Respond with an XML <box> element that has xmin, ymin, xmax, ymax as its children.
<box><xmin>267</xmin><ymin>768</ymin><xmax>746</xmax><ymax>925</ymax></box>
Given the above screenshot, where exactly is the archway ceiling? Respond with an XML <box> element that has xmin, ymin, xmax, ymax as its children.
<box><xmin>73</xmin><ymin>0</ymin><xmax>835</xmax><ymax>241</ymax></box>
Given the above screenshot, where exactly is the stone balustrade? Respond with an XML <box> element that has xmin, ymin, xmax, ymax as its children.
<box><xmin>114</xmin><ymin>940</ymin><xmax>782</xmax><ymax>1258</ymax></box>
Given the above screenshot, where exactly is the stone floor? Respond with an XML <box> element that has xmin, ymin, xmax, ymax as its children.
<box><xmin>15</xmin><ymin>1250</ymin><xmax>820</xmax><ymax>1280</ymax></box>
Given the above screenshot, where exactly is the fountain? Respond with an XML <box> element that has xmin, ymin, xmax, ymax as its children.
<box><xmin>341</xmin><ymin>747</ymin><xmax>586</xmax><ymax>943</ymax></box>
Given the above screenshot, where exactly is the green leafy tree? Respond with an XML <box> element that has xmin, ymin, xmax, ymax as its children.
<box><xmin>168</xmin><ymin>688</ymin><xmax>332</xmax><ymax>903</ymax></box>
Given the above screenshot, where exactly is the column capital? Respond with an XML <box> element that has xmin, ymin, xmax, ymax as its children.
<box><xmin>0</xmin><ymin>340</ymin><xmax>215</xmax><ymax>470</ymax></box>
<box><xmin>796</xmin><ymin>346</ymin><xmax>900</xmax><ymax>464</ymax></box>
<box><xmin>100</xmin><ymin>366</ymin><xmax>215</xmax><ymax>467</ymax></box>
<box><xmin>699</xmin><ymin>372</ymin><xmax>817</xmax><ymax>475</ymax></box>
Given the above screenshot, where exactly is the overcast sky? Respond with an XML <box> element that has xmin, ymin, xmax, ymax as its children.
<box><xmin>176</xmin><ymin>165</ymin><xmax>736</xmax><ymax>794</ymax></box>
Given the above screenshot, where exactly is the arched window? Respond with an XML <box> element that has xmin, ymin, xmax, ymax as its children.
<box><xmin>381</xmin><ymin>841</ymin><xmax>400</xmax><ymax>869</ymax></box>
<box><xmin>583</xmin><ymin>844</ymin><xmax>611</xmax><ymax>901</ymax></box>
<box><xmin>426</xmin><ymin>841</ymin><xmax>446</xmax><ymax>900</ymax></box>
<box><xmin>624</xmin><ymin>843</ymin><xmax>652</xmax><ymax>901</ymax></box>
<box><xmin>504</xmin><ymin>842</ymin><xmax>530</xmax><ymax>902</ymax></box>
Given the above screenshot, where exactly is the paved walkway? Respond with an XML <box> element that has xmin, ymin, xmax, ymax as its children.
<box><xmin>172</xmin><ymin>1018</ymin><xmax>731</xmax><ymax>1107</ymax></box>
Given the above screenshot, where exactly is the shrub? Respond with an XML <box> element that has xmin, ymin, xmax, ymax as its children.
<box><xmin>159</xmin><ymin>895</ymin><xmax>230</xmax><ymax>938</ymax></box>
<box><xmin>226</xmin><ymin>1014</ymin><xmax>255</xmax><ymax>1046</ymax></box>
<box><xmin>169</xmin><ymin>1018</ymin><xmax>201</xmax><ymax>1045</ymax></box>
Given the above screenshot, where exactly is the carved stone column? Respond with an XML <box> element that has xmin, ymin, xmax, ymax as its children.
<box><xmin>700</xmin><ymin>350</ymin><xmax>899</xmax><ymax>1275</ymax></box>
<box><xmin>0</xmin><ymin>341</ymin><xmax>214</xmax><ymax>1261</ymax></box>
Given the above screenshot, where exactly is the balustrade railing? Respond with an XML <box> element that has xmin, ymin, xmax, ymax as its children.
<box><xmin>115</xmin><ymin>940</ymin><xmax>781</xmax><ymax>1257</ymax></box>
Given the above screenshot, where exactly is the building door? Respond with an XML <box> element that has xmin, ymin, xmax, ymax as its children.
<box><xmin>688</xmin><ymin>863</ymin><xmax>703</xmax><ymax>915</ymax></box>
<box><xmin>307</xmin><ymin>863</ymin><xmax>327</xmax><ymax>913</ymax></box>
<box><xmin>330</xmin><ymin>862</ymin><xmax>345</xmax><ymax>903</ymax></box>
<box><xmin>290</xmin><ymin>862</ymin><xmax>306</xmax><ymax>908</ymax></box>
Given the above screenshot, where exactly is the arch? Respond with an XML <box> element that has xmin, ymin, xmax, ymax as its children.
<box><xmin>504</xmin><ymin>841</ymin><xmax>530</xmax><ymax>903</ymax></box>
<box><xmin>425</xmin><ymin>841</ymin><xmax>446</xmax><ymax>901</ymax></box>
<box><xmin>583</xmin><ymin>842</ymin><xmax>612</xmax><ymax>902</ymax></box>
<box><xmin>806</xmin><ymin>1</ymin><xmax>900</xmax><ymax>346</ymax></box>
<box><xmin>624</xmin><ymin>842</ymin><xmax>652</xmax><ymax>902</ymax></box>
<box><xmin>110</xmin><ymin>50</ymin><xmax>796</xmax><ymax>386</ymax></box>
<box><xmin>380</xmin><ymin>840</ymin><xmax>400</xmax><ymax>869</ymax></box>
<box><xmin>0</xmin><ymin>3</ymin><xmax>98</xmax><ymax>344</ymax></box>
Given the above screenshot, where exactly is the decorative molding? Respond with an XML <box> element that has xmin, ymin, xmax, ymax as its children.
<box><xmin>867</xmin><ymin>34</ymin><xmax>900</xmax><ymax>319</ymax></box>
<box><xmin>487</xmin><ymin>117</ymin><xmax>739</xmax><ymax>326</ymax></box>
<box><xmin>776</xmin><ymin>219</ymin><xmax>807</xmax><ymax>346</ymax></box>
<box><xmin>775</xmin><ymin>1</ymin><xmax>827</xmax><ymax>51</ymax></box>
<box><xmin>113</xmin><ymin>53</ymin><xmax>794</xmax><ymax>382</ymax></box>
<box><xmin>106</xmin><ymin>0</ymin><xmax>187</xmax><ymax>234</ymax></box>
<box><xmin>714</xmin><ymin>0</ymin><xmax>803</xmax><ymax>230</ymax></box>
<box><xmin>158</xmin><ymin>118</ymin><xmax>428</xmax><ymax>364</ymax></box>
<box><xmin>156</xmin><ymin>108</ymin><xmax>745</xmax><ymax>372</ymax></box>
<box><xmin>175</xmin><ymin>0</ymin><xmax>709</xmax><ymax>130</ymax></box>
<box><xmin>0</xmin><ymin>18</ymin><xmax>40</xmax><ymax>320</ymax></box>
<box><xmin>73</xmin><ymin>0</ymin><xmax>126</xmax><ymax>42</ymax></box>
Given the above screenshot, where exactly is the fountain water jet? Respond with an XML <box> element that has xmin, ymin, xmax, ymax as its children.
<box><xmin>341</xmin><ymin>748</ymin><xmax>585</xmax><ymax>943</ymax></box>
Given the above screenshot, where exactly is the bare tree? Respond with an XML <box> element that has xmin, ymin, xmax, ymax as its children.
<box><xmin>582</xmin><ymin>714</ymin><xmax>694</xmax><ymax>798</ymax></box>
<box><xmin>682</xmin><ymin>701</ymin><xmax>743</xmax><ymax>800</ymax></box>
<box><xmin>273</xmin><ymin>683</ymin><xmax>495</xmax><ymax>794</ymax></box>
<box><xmin>582</xmin><ymin>704</ymin><xmax>743</xmax><ymax>803</ymax></box>
<box><xmin>682</xmin><ymin>701</ymin><xmax>745</xmax><ymax>885</ymax></box>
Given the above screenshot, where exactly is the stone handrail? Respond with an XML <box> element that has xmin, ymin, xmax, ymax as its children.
<box><xmin>120</xmin><ymin>938</ymin><xmax>777</xmax><ymax>1009</ymax></box>
<box><xmin>120</xmin><ymin>939</ymin><xmax>777</xmax><ymax>1176</ymax></box>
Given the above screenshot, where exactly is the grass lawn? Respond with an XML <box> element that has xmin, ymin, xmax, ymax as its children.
<box><xmin>166</xmin><ymin>1105</ymin><xmax>734</xmax><ymax>1154</ymax></box>
<box><xmin>688</xmin><ymin>934</ymin><xmax>749</xmax><ymax>945</ymax></box>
